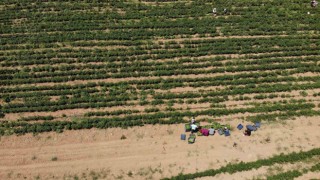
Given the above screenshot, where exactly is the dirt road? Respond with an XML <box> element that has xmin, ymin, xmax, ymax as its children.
<box><xmin>0</xmin><ymin>117</ymin><xmax>319</xmax><ymax>179</ymax></box>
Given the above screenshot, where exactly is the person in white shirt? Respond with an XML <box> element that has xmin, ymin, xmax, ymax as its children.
<box><xmin>212</xmin><ymin>8</ymin><xmax>217</xmax><ymax>16</ymax></box>
<box><xmin>191</xmin><ymin>124</ymin><xmax>198</xmax><ymax>133</ymax></box>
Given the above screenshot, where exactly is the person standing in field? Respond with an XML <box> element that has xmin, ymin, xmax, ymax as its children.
<box><xmin>311</xmin><ymin>0</ymin><xmax>318</xmax><ymax>7</ymax></box>
<box><xmin>191</xmin><ymin>116</ymin><xmax>195</xmax><ymax>124</ymax></box>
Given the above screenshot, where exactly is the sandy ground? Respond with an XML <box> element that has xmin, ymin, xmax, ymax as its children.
<box><xmin>0</xmin><ymin>117</ymin><xmax>320</xmax><ymax>180</ymax></box>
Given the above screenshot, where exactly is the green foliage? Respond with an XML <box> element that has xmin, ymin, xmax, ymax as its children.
<box><xmin>203</xmin><ymin>122</ymin><xmax>231</xmax><ymax>130</ymax></box>
<box><xmin>18</xmin><ymin>116</ymin><xmax>54</xmax><ymax>122</ymax></box>
<box><xmin>0</xmin><ymin>0</ymin><xmax>320</xmax><ymax>135</ymax></box>
<box><xmin>310</xmin><ymin>163</ymin><xmax>320</xmax><ymax>172</ymax></box>
<box><xmin>266</xmin><ymin>170</ymin><xmax>302</xmax><ymax>180</ymax></box>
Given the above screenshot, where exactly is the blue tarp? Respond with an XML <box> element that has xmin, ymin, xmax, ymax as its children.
<box><xmin>255</xmin><ymin>122</ymin><xmax>261</xmax><ymax>128</ymax></box>
<box><xmin>224</xmin><ymin>130</ymin><xmax>230</xmax><ymax>136</ymax></box>
<box><xmin>181</xmin><ymin>134</ymin><xmax>186</xmax><ymax>140</ymax></box>
<box><xmin>237</xmin><ymin>124</ymin><xmax>243</xmax><ymax>130</ymax></box>
<box><xmin>246</xmin><ymin>125</ymin><xmax>257</xmax><ymax>131</ymax></box>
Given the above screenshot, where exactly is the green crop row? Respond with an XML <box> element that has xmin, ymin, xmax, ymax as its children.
<box><xmin>2</xmin><ymin>61</ymin><xmax>320</xmax><ymax>86</ymax></box>
<box><xmin>1</xmin><ymin>0</ymin><xmax>320</xmax><ymax>135</ymax></box>
<box><xmin>17</xmin><ymin>115</ymin><xmax>54</xmax><ymax>122</ymax></box>
<box><xmin>84</xmin><ymin>109</ymin><xmax>140</xmax><ymax>117</ymax></box>
<box><xmin>1</xmin><ymin>102</ymin><xmax>316</xmax><ymax>135</ymax></box>
<box><xmin>0</xmin><ymin>68</ymin><xmax>310</xmax><ymax>96</ymax></box>
<box><xmin>163</xmin><ymin>148</ymin><xmax>320</xmax><ymax>180</ymax></box>
<box><xmin>266</xmin><ymin>162</ymin><xmax>320</xmax><ymax>180</ymax></box>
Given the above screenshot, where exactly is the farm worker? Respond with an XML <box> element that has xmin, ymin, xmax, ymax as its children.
<box><xmin>244</xmin><ymin>129</ymin><xmax>251</xmax><ymax>136</ymax></box>
<box><xmin>212</xmin><ymin>8</ymin><xmax>217</xmax><ymax>15</ymax></box>
<box><xmin>191</xmin><ymin>124</ymin><xmax>198</xmax><ymax>133</ymax></box>
<box><xmin>223</xmin><ymin>8</ymin><xmax>227</xmax><ymax>14</ymax></box>
<box><xmin>191</xmin><ymin>117</ymin><xmax>195</xmax><ymax>124</ymax></box>
<box><xmin>311</xmin><ymin>0</ymin><xmax>318</xmax><ymax>7</ymax></box>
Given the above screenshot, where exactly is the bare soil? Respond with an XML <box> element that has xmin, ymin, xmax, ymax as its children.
<box><xmin>0</xmin><ymin>117</ymin><xmax>319</xmax><ymax>180</ymax></box>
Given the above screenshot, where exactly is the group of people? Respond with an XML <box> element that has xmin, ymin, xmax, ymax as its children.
<box><xmin>190</xmin><ymin>116</ymin><xmax>260</xmax><ymax>137</ymax></box>
<box><xmin>212</xmin><ymin>8</ymin><xmax>228</xmax><ymax>16</ymax></box>
<box><xmin>190</xmin><ymin>117</ymin><xmax>229</xmax><ymax>134</ymax></box>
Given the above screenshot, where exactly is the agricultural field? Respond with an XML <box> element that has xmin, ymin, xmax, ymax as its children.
<box><xmin>0</xmin><ymin>0</ymin><xmax>320</xmax><ymax>179</ymax></box>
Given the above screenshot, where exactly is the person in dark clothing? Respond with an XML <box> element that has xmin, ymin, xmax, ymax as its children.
<box><xmin>233</xmin><ymin>142</ymin><xmax>238</xmax><ymax>147</ymax></box>
<box><xmin>223</xmin><ymin>8</ymin><xmax>228</xmax><ymax>14</ymax></box>
<box><xmin>244</xmin><ymin>129</ymin><xmax>251</xmax><ymax>136</ymax></box>
<box><xmin>191</xmin><ymin>123</ymin><xmax>198</xmax><ymax>133</ymax></box>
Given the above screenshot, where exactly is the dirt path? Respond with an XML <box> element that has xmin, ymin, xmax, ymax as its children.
<box><xmin>0</xmin><ymin>117</ymin><xmax>319</xmax><ymax>180</ymax></box>
<box><xmin>154</xmin><ymin>34</ymin><xmax>289</xmax><ymax>43</ymax></box>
